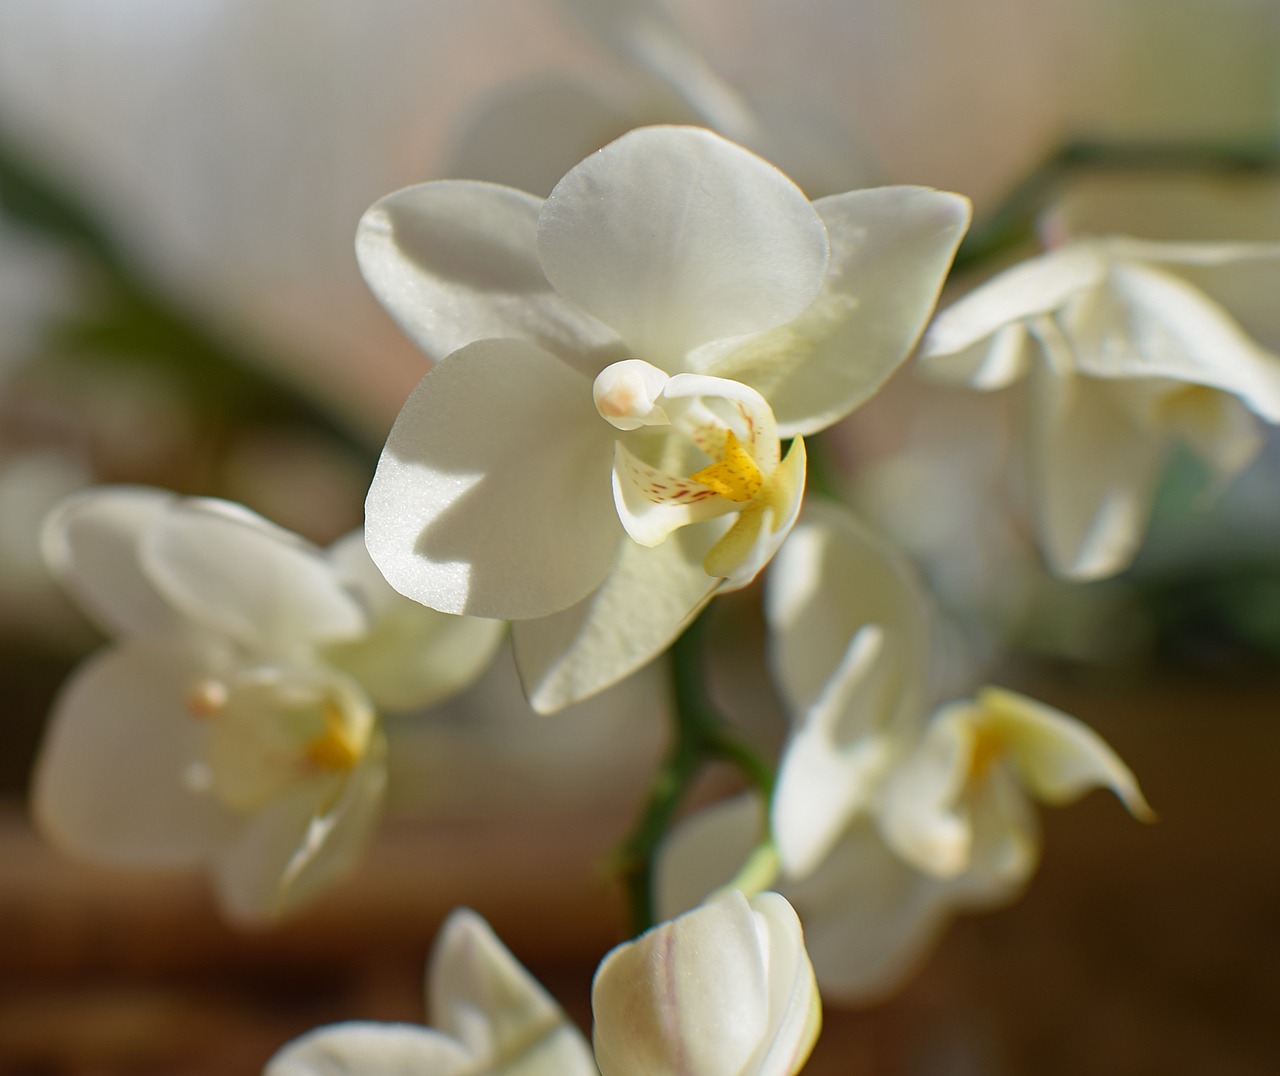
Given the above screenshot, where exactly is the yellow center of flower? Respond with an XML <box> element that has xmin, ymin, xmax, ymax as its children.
<box><xmin>184</xmin><ymin>668</ymin><xmax>374</xmax><ymax>812</ymax></box>
<box><xmin>967</xmin><ymin>725</ymin><xmax>1006</xmax><ymax>782</ymax></box>
<box><xmin>688</xmin><ymin>429</ymin><xmax>764</xmax><ymax>502</ymax></box>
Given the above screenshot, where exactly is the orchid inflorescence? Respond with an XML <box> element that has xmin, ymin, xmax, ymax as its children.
<box><xmin>24</xmin><ymin>37</ymin><xmax>1280</xmax><ymax>1072</ymax></box>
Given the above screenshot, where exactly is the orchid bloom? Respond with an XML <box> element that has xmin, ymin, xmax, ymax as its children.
<box><xmin>265</xmin><ymin>907</ymin><xmax>598</xmax><ymax>1076</ymax></box>
<box><xmin>592</xmin><ymin>890</ymin><xmax>820</xmax><ymax>1076</ymax></box>
<box><xmin>268</xmin><ymin>891</ymin><xmax>819</xmax><ymax>1076</ymax></box>
<box><xmin>919</xmin><ymin>236</ymin><xmax>1280</xmax><ymax>580</ymax></box>
<box><xmin>660</xmin><ymin>502</ymin><xmax>1151</xmax><ymax>1003</ymax></box>
<box><xmin>359</xmin><ymin>124</ymin><xmax>968</xmax><ymax>711</ymax></box>
<box><xmin>32</xmin><ymin>486</ymin><xmax>502</xmax><ymax>924</ymax></box>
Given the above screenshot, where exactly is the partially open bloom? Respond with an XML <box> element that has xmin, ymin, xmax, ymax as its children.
<box><xmin>33</xmin><ymin>486</ymin><xmax>502</xmax><ymax>924</ymax></box>
<box><xmin>593</xmin><ymin>889</ymin><xmax>820</xmax><ymax>1076</ymax></box>
<box><xmin>268</xmin><ymin>891</ymin><xmax>819</xmax><ymax>1076</ymax></box>
<box><xmin>661</xmin><ymin>502</ymin><xmax>1151</xmax><ymax>1003</ymax></box>
<box><xmin>266</xmin><ymin>907</ymin><xmax>597</xmax><ymax>1075</ymax></box>
<box><xmin>919</xmin><ymin>236</ymin><xmax>1280</xmax><ymax>579</ymax></box>
<box><xmin>360</xmin><ymin>124</ymin><xmax>968</xmax><ymax>710</ymax></box>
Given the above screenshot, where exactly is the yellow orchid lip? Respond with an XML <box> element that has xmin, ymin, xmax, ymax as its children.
<box><xmin>688</xmin><ymin>429</ymin><xmax>764</xmax><ymax>503</ymax></box>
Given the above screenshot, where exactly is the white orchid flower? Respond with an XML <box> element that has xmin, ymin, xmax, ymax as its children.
<box><xmin>919</xmin><ymin>236</ymin><xmax>1280</xmax><ymax>580</ymax></box>
<box><xmin>265</xmin><ymin>907</ymin><xmax>598</xmax><ymax>1075</ymax></box>
<box><xmin>660</xmin><ymin>502</ymin><xmax>1152</xmax><ymax>1003</ymax></box>
<box><xmin>32</xmin><ymin>486</ymin><xmax>502</xmax><ymax>924</ymax></box>
<box><xmin>359</xmin><ymin>124</ymin><xmax>968</xmax><ymax>711</ymax></box>
<box><xmin>593</xmin><ymin>889</ymin><xmax>820</xmax><ymax>1076</ymax></box>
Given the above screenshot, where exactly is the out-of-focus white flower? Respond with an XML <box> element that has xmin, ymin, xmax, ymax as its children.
<box><xmin>920</xmin><ymin>237</ymin><xmax>1280</xmax><ymax>581</ymax></box>
<box><xmin>268</xmin><ymin>891</ymin><xmax>818</xmax><ymax>1075</ymax></box>
<box><xmin>593</xmin><ymin>889</ymin><xmax>820</xmax><ymax>1076</ymax></box>
<box><xmin>661</xmin><ymin>502</ymin><xmax>1152</xmax><ymax>1004</ymax></box>
<box><xmin>360</xmin><ymin>124</ymin><xmax>968</xmax><ymax>711</ymax></box>
<box><xmin>449</xmin><ymin>0</ymin><xmax>874</xmax><ymax>199</ymax></box>
<box><xmin>32</xmin><ymin>486</ymin><xmax>502</xmax><ymax>924</ymax></box>
<box><xmin>265</xmin><ymin>907</ymin><xmax>598</xmax><ymax>1075</ymax></box>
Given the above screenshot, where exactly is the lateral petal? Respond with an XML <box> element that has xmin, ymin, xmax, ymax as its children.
<box><xmin>366</xmin><ymin>339</ymin><xmax>621</xmax><ymax>620</ymax></box>
<box><xmin>710</xmin><ymin>186</ymin><xmax>971</xmax><ymax>436</ymax></box>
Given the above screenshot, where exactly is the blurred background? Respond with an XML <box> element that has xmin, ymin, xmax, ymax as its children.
<box><xmin>1</xmin><ymin>0</ymin><xmax>1279</xmax><ymax>1072</ymax></box>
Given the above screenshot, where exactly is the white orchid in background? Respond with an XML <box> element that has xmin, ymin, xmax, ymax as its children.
<box><xmin>448</xmin><ymin>0</ymin><xmax>874</xmax><ymax>199</ymax></box>
<box><xmin>268</xmin><ymin>889</ymin><xmax>819</xmax><ymax>1076</ymax></box>
<box><xmin>919</xmin><ymin>236</ymin><xmax>1280</xmax><ymax>581</ymax></box>
<box><xmin>360</xmin><ymin>124</ymin><xmax>968</xmax><ymax>712</ymax></box>
<box><xmin>660</xmin><ymin>502</ymin><xmax>1152</xmax><ymax>1002</ymax></box>
<box><xmin>32</xmin><ymin>486</ymin><xmax>502</xmax><ymax>924</ymax></box>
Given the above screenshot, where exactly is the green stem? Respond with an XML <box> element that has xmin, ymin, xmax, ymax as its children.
<box><xmin>614</xmin><ymin>608</ymin><xmax>774</xmax><ymax>937</ymax></box>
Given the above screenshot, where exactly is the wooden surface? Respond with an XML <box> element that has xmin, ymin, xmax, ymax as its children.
<box><xmin>2</xmin><ymin>672</ymin><xmax>1279</xmax><ymax>1075</ymax></box>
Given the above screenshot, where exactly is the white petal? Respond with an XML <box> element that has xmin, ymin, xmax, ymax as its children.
<box><xmin>657</xmin><ymin>794</ymin><xmax>763</xmax><ymax>922</ymax></box>
<box><xmin>975</xmin><ymin>687</ymin><xmax>1154</xmax><ymax>819</ymax></box>
<box><xmin>366</xmin><ymin>339</ymin><xmax>621</xmax><ymax>620</ymax></box>
<box><xmin>766</xmin><ymin>500</ymin><xmax>930</xmax><ymax>732</ymax></box>
<box><xmin>325</xmin><ymin>533</ymin><xmax>505</xmax><ymax>713</ymax></box>
<box><xmin>592</xmin><ymin>889</ymin><xmax>771</xmax><ymax>1076</ymax></box>
<box><xmin>357</xmin><ymin>180</ymin><xmax>622</xmax><ymax>376</ymax></box>
<box><xmin>708</xmin><ymin>187</ymin><xmax>971</xmax><ymax>436</ymax></box>
<box><xmin>785</xmin><ymin>821</ymin><xmax>954</xmax><ymax>1005</ymax></box>
<box><xmin>919</xmin><ymin>244</ymin><xmax>1106</xmax><ymax>378</ymax></box>
<box><xmin>141</xmin><ymin>498</ymin><xmax>367</xmax><ymax>653</ymax></box>
<box><xmin>32</xmin><ymin>644</ymin><xmax>228</xmax><ymax>867</ymax></box>
<box><xmin>877</xmin><ymin>706</ymin><xmax>976</xmax><ymax>878</ymax></box>
<box><xmin>512</xmin><ymin>530</ymin><xmax>720</xmax><ymax>714</ymax></box>
<box><xmin>1026</xmin><ymin>346</ymin><xmax>1167</xmax><ymax>580</ymax></box>
<box><xmin>264</xmin><ymin>1022</ymin><xmax>474</xmax><ymax>1076</ymax></box>
<box><xmin>955</xmin><ymin>764</ymin><xmax>1041</xmax><ymax>903</ymax></box>
<box><xmin>1066</xmin><ymin>261</ymin><xmax>1280</xmax><ymax>421</ymax></box>
<box><xmin>538</xmin><ymin>126</ymin><xmax>828</xmax><ymax>368</ymax></box>
<box><xmin>770</xmin><ymin>626</ymin><xmax>893</xmax><ymax>878</ymax></box>
<box><xmin>1099</xmin><ymin>236</ymin><xmax>1280</xmax><ymax>268</ymax></box>
<box><xmin>743</xmin><ymin>893</ymin><xmax>822</xmax><ymax>1076</ymax></box>
<box><xmin>40</xmin><ymin>485</ymin><xmax>181</xmax><ymax>639</ymax></box>
<box><xmin>212</xmin><ymin>744</ymin><xmax>385</xmax><ymax>925</ymax></box>
<box><xmin>429</xmin><ymin>909</ymin><xmax>597</xmax><ymax>1075</ymax></box>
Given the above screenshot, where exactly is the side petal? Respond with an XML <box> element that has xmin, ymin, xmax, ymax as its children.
<box><xmin>1026</xmin><ymin>338</ymin><xmax>1167</xmax><ymax>581</ymax></box>
<box><xmin>918</xmin><ymin>244</ymin><xmax>1105</xmax><ymax>375</ymax></box>
<box><xmin>142</xmin><ymin>498</ymin><xmax>367</xmax><ymax>652</ymax></box>
<box><xmin>41</xmin><ymin>485</ymin><xmax>181</xmax><ymax>639</ymax></box>
<box><xmin>511</xmin><ymin>529</ymin><xmax>720</xmax><ymax>713</ymax></box>
<box><xmin>538</xmin><ymin>126</ymin><xmax>829</xmax><ymax>368</ymax></box>
<box><xmin>264</xmin><ymin>1023</ymin><xmax>474</xmax><ymax>1076</ymax></box>
<box><xmin>365</xmin><ymin>339</ymin><xmax>622</xmax><ymax>620</ymax></box>
<box><xmin>770</xmin><ymin>626</ymin><xmax>893</xmax><ymax>878</ymax></box>
<box><xmin>976</xmin><ymin>687</ymin><xmax>1154</xmax><ymax>819</ymax></box>
<box><xmin>357</xmin><ymin>180</ymin><xmax>622</xmax><ymax>376</ymax></box>
<box><xmin>785</xmin><ymin>820</ymin><xmax>955</xmax><ymax>1006</ymax></box>
<box><xmin>325</xmin><ymin>533</ymin><xmax>506</xmax><ymax>713</ymax></box>
<box><xmin>429</xmin><ymin>909</ymin><xmax>597</xmax><ymax>1075</ymax></box>
<box><xmin>1066</xmin><ymin>260</ymin><xmax>1280</xmax><ymax>422</ymax></box>
<box><xmin>212</xmin><ymin>742</ymin><xmax>386</xmax><ymax>925</ymax></box>
<box><xmin>32</xmin><ymin>644</ymin><xmax>228</xmax><ymax>867</ymax></box>
<box><xmin>709</xmin><ymin>186</ymin><xmax>972</xmax><ymax>436</ymax></box>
